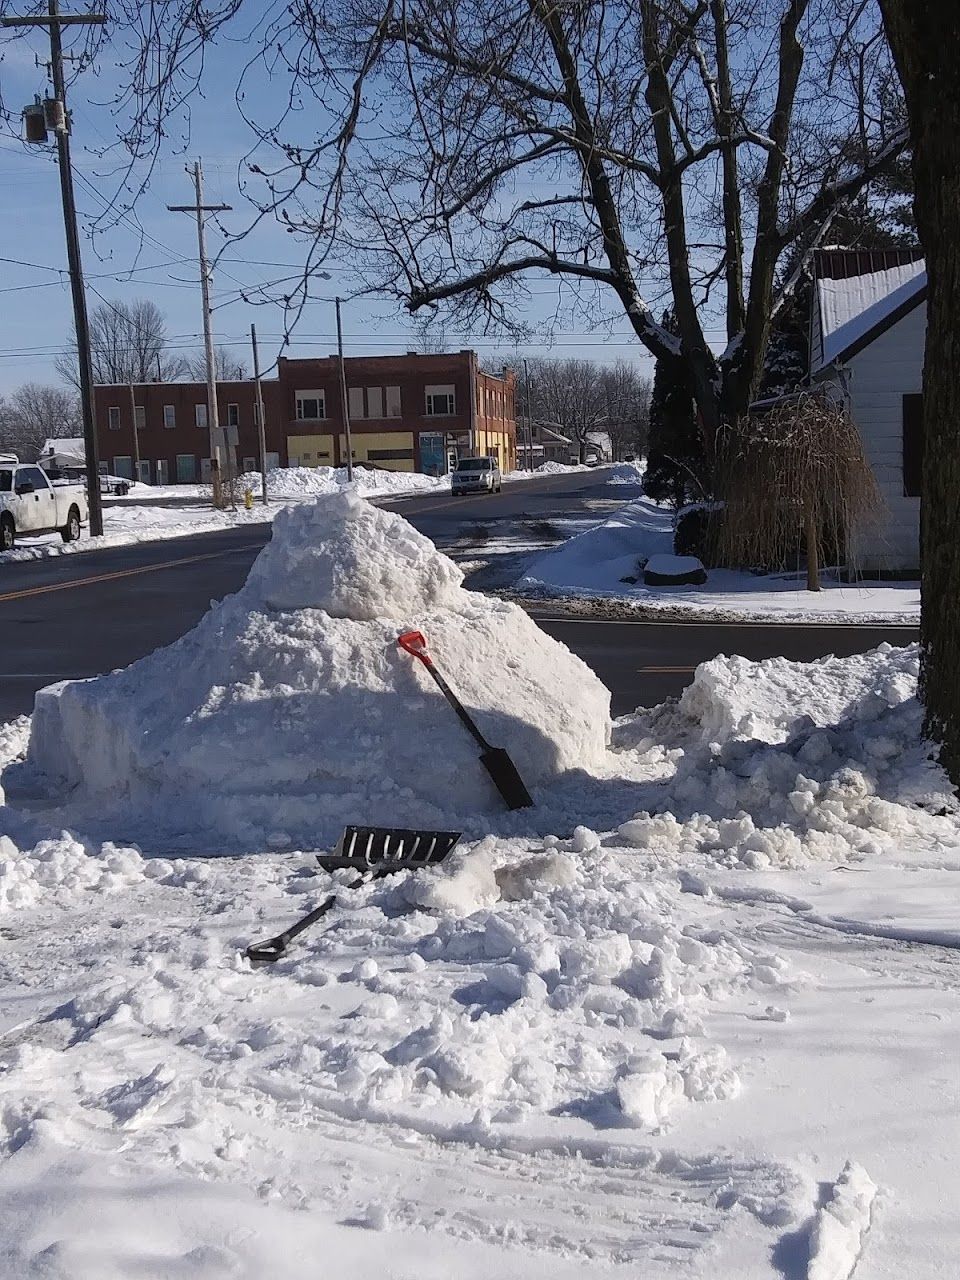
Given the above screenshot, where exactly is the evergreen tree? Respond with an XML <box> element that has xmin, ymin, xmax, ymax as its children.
<box><xmin>643</xmin><ymin>312</ymin><xmax>706</xmax><ymax>506</ymax></box>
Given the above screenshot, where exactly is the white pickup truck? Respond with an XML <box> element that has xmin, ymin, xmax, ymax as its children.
<box><xmin>0</xmin><ymin>458</ymin><xmax>88</xmax><ymax>550</ymax></box>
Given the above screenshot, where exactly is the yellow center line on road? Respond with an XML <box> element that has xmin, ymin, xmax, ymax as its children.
<box><xmin>0</xmin><ymin>543</ymin><xmax>264</xmax><ymax>605</ymax></box>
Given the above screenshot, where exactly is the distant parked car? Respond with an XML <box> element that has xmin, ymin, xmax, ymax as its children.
<box><xmin>99</xmin><ymin>474</ymin><xmax>134</xmax><ymax>496</ymax></box>
<box><xmin>450</xmin><ymin>456</ymin><xmax>502</xmax><ymax>495</ymax></box>
<box><xmin>44</xmin><ymin>463</ymin><xmax>138</xmax><ymax>497</ymax></box>
<box><xmin>0</xmin><ymin>460</ymin><xmax>88</xmax><ymax>550</ymax></box>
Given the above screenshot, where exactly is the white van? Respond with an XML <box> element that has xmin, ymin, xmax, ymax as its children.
<box><xmin>450</xmin><ymin>455</ymin><xmax>502</xmax><ymax>495</ymax></box>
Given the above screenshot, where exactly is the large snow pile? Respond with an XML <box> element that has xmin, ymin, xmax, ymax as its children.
<box><xmin>614</xmin><ymin>642</ymin><xmax>956</xmax><ymax>870</ymax></box>
<box><xmin>27</xmin><ymin>495</ymin><xmax>610</xmax><ymax>848</ymax></box>
<box><xmin>239</xmin><ymin>465</ymin><xmax>448</xmax><ymax>501</ymax></box>
<box><xmin>606</xmin><ymin>461</ymin><xmax>646</xmax><ymax>484</ymax></box>
<box><xmin>678</xmin><ymin>644</ymin><xmax>919</xmax><ymax>744</ymax></box>
<box><xmin>534</xmin><ymin>460</ymin><xmax>591</xmax><ymax>475</ymax></box>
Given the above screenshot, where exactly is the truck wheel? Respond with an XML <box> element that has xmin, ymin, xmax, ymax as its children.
<box><xmin>0</xmin><ymin>515</ymin><xmax>14</xmax><ymax>551</ymax></box>
<box><xmin>60</xmin><ymin>506</ymin><xmax>81</xmax><ymax>543</ymax></box>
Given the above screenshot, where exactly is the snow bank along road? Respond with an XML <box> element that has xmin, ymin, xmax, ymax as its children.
<box><xmin>0</xmin><ymin>469</ymin><xmax>916</xmax><ymax>721</ymax></box>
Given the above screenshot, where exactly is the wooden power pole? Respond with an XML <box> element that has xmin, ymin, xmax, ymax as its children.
<box><xmin>250</xmin><ymin>323</ymin><xmax>268</xmax><ymax>506</ymax></box>
<box><xmin>3</xmin><ymin>1</ymin><xmax>107</xmax><ymax>536</ymax></box>
<box><xmin>168</xmin><ymin>161</ymin><xmax>231</xmax><ymax>507</ymax></box>
<box><xmin>335</xmin><ymin>297</ymin><xmax>355</xmax><ymax>480</ymax></box>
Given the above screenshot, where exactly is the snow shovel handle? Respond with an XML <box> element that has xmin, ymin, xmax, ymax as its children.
<box><xmin>397</xmin><ymin>629</ymin><xmax>490</xmax><ymax>751</ymax></box>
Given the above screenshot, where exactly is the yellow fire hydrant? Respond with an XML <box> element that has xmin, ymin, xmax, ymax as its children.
<box><xmin>244</xmin><ymin>488</ymin><xmax>254</xmax><ymax>511</ymax></box>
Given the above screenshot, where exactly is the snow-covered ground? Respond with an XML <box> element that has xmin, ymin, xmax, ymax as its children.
<box><xmin>1</xmin><ymin>495</ymin><xmax>955</xmax><ymax>1278</ymax></box>
<box><xmin>0</xmin><ymin>462</ymin><xmax>613</xmax><ymax>568</ymax></box>
<box><xmin>0</xmin><ymin>467</ymin><xmax>452</xmax><ymax>566</ymax></box>
<box><xmin>519</xmin><ymin>496</ymin><xmax>920</xmax><ymax>623</ymax></box>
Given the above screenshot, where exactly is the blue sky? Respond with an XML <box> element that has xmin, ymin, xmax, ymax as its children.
<box><xmin>0</xmin><ymin>18</ymin><xmax>676</xmax><ymax>396</ymax></box>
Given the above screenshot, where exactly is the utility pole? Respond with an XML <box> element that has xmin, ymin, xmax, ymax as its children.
<box><xmin>250</xmin><ymin>323</ymin><xmax>268</xmax><ymax>506</ymax></box>
<box><xmin>128</xmin><ymin>382</ymin><xmax>141</xmax><ymax>481</ymax></box>
<box><xmin>522</xmin><ymin>358</ymin><xmax>535</xmax><ymax>470</ymax></box>
<box><xmin>3</xmin><ymin>2</ymin><xmax>106</xmax><ymax>535</ymax></box>
<box><xmin>335</xmin><ymin>297</ymin><xmax>355</xmax><ymax>480</ymax></box>
<box><xmin>168</xmin><ymin>161</ymin><xmax>231</xmax><ymax>507</ymax></box>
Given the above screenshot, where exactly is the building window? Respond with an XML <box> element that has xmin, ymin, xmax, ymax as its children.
<box><xmin>227</xmin><ymin>403</ymin><xmax>240</xmax><ymax>427</ymax></box>
<box><xmin>163</xmin><ymin>405</ymin><xmax>176</xmax><ymax>430</ymax></box>
<box><xmin>425</xmin><ymin>384</ymin><xmax>456</xmax><ymax>416</ymax></box>
<box><xmin>347</xmin><ymin>387</ymin><xmax>364</xmax><ymax>419</ymax></box>
<box><xmin>368</xmin><ymin>448</ymin><xmax>415</xmax><ymax>461</ymax></box>
<box><xmin>902</xmin><ymin>394</ymin><xmax>923</xmax><ymax>497</ymax></box>
<box><xmin>195</xmin><ymin>403</ymin><xmax>208</xmax><ymax>429</ymax></box>
<box><xmin>242</xmin><ymin>456</ymin><xmax>256</xmax><ymax>472</ymax></box>
<box><xmin>386</xmin><ymin>386</ymin><xmax>401</xmax><ymax>417</ymax></box>
<box><xmin>366</xmin><ymin>387</ymin><xmax>384</xmax><ymax>418</ymax></box>
<box><xmin>296</xmin><ymin>390</ymin><xmax>325</xmax><ymax>420</ymax></box>
<box><xmin>134</xmin><ymin>405</ymin><xmax>145</xmax><ymax>431</ymax></box>
<box><xmin>108</xmin><ymin>405</ymin><xmax>121</xmax><ymax>431</ymax></box>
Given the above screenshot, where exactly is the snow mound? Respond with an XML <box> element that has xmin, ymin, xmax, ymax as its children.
<box><xmin>535</xmin><ymin>461</ymin><xmax>590</xmax><ymax>475</ymax></box>
<box><xmin>27</xmin><ymin>495</ymin><xmax>611</xmax><ymax>847</ymax></box>
<box><xmin>0</xmin><ymin>834</ymin><xmax>146</xmax><ymax>912</ymax></box>
<box><xmin>616</xmin><ymin>643</ymin><xmax>955</xmax><ymax>870</ymax></box>
<box><xmin>606</xmin><ymin>461</ymin><xmax>645</xmax><ymax>484</ymax></box>
<box><xmin>245</xmin><ymin>493</ymin><xmax>463</xmax><ymax>618</ymax></box>
<box><xmin>238</xmin><ymin>465</ymin><xmax>447</xmax><ymax>500</ymax></box>
<box><xmin>679</xmin><ymin>643</ymin><xmax>918</xmax><ymax>744</ymax></box>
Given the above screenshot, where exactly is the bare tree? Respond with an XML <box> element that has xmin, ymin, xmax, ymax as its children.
<box><xmin>2</xmin><ymin>384</ymin><xmax>81</xmax><ymax>461</ymax></box>
<box><xmin>185</xmin><ymin>348</ymin><xmax>249</xmax><ymax>382</ymax></box>
<box><xmin>599</xmin><ymin>362</ymin><xmax>652</xmax><ymax>460</ymax></box>
<box><xmin>58</xmin><ymin>298</ymin><xmax>188</xmax><ymax>387</ymax></box>
<box><xmin>9</xmin><ymin>0</ymin><xmax>907</xmax><ymax>457</ymax></box>
<box><xmin>522</xmin><ymin>357</ymin><xmax>650</xmax><ymax>461</ymax></box>
<box><xmin>526</xmin><ymin>359</ymin><xmax>607</xmax><ymax>462</ymax></box>
<box><xmin>880</xmin><ymin>0</ymin><xmax>960</xmax><ymax>783</ymax></box>
<box><xmin>29</xmin><ymin>3</ymin><xmax>907</xmax><ymax>441</ymax></box>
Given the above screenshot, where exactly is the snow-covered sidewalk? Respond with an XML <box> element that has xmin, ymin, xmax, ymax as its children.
<box><xmin>0</xmin><ymin>495</ymin><xmax>955</xmax><ymax>1278</ymax></box>
<box><xmin>519</xmin><ymin>495</ymin><xmax>920</xmax><ymax>623</ymax></box>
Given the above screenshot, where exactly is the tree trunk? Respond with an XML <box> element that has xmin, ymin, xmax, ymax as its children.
<box><xmin>881</xmin><ymin>0</ymin><xmax>960</xmax><ymax>784</ymax></box>
<box><xmin>804</xmin><ymin>498</ymin><xmax>821</xmax><ymax>592</ymax></box>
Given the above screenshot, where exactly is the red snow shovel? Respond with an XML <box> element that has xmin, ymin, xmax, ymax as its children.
<box><xmin>397</xmin><ymin>629</ymin><xmax>533</xmax><ymax>811</ymax></box>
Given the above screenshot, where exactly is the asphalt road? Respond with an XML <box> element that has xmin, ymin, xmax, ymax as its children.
<box><xmin>0</xmin><ymin>470</ymin><xmax>918</xmax><ymax>720</ymax></box>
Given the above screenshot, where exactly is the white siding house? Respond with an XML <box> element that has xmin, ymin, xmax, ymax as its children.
<box><xmin>809</xmin><ymin>249</ymin><xmax>926</xmax><ymax>576</ymax></box>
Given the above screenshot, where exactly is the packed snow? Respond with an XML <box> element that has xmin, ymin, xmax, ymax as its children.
<box><xmin>520</xmin><ymin>495</ymin><xmax>920</xmax><ymax>622</ymax></box>
<box><xmin>605</xmin><ymin>460</ymin><xmax>646</xmax><ymax>484</ymax></box>
<box><xmin>238</xmin><ymin>464</ymin><xmax>450</xmax><ymax>501</ymax></box>
<box><xmin>27</xmin><ymin>495</ymin><xmax>611</xmax><ymax>849</ymax></box>
<box><xmin>1</xmin><ymin>497</ymin><xmax>957</xmax><ymax>1277</ymax></box>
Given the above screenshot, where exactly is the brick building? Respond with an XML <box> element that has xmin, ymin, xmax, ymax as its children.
<box><xmin>93</xmin><ymin>351</ymin><xmax>516</xmax><ymax>484</ymax></box>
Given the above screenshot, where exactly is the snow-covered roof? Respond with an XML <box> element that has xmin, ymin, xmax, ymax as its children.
<box><xmin>41</xmin><ymin>436</ymin><xmax>85</xmax><ymax>462</ymax></box>
<box><xmin>815</xmin><ymin>260</ymin><xmax>926</xmax><ymax>370</ymax></box>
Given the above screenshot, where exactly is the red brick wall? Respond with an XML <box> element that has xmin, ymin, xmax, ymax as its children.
<box><xmin>94</xmin><ymin>380</ymin><xmax>286</xmax><ymax>482</ymax></box>
<box><xmin>277</xmin><ymin>351</ymin><xmax>481</xmax><ymax>468</ymax></box>
<box><xmin>93</xmin><ymin>350</ymin><xmax>516</xmax><ymax>481</ymax></box>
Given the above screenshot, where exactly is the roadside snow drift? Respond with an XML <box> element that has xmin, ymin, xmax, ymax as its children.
<box><xmin>27</xmin><ymin>495</ymin><xmax>611</xmax><ymax>846</ymax></box>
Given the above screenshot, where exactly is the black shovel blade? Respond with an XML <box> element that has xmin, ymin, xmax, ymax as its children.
<box><xmin>481</xmin><ymin>747</ymin><xmax>533</xmax><ymax>810</ymax></box>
